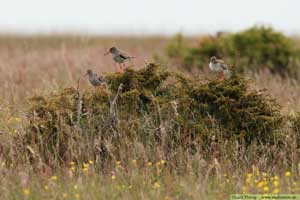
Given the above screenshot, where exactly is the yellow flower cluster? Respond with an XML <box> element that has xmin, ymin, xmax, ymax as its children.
<box><xmin>242</xmin><ymin>165</ymin><xmax>286</xmax><ymax>194</ymax></box>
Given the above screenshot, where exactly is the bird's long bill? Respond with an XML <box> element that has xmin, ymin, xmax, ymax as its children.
<box><xmin>104</xmin><ymin>50</ymin><xmax>110</xmax><ymax>56</ymax></box>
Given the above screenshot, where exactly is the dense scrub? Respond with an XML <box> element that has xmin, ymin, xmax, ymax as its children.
<box><xmin>17</xmin><ymin>63</ymin><xmax>283</xmax><ymax>166</ymax></box>
<box><xmin>166</xmin><ymin>26</ymin><xmax>300</xmax><ymax>78</ymax></box>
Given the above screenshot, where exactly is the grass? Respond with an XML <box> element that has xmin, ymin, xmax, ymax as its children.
<box><xmin>1</xmin><ymin>34</ymin><xmax>300</xmax><ymax>200</ymax></box>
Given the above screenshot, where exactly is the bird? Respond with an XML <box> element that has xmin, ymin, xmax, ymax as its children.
<box><xmin>85</xmin><ymin>69</ymin><xmax>106</xmax><ymax>87</ymax></box>
<box><xmin>104</xmin><ymin>46</ymin><xmax>134</xmax><ymax>72</ymax></box>
<box><xmin>209</xmin><ymin>56</ymin><xmax>230</xmax><ymax>80</ymax></box>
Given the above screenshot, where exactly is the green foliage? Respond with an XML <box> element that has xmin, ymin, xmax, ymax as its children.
<box><xmin>24</xmin><ymin>63</ymin><xmax>283</xmax><ymax>165</ymax></box>
<box><xmin>165</xmin><ymin>33</ymin><xmax>186</xmax><ymax>58</ymax></box>
<box><xmin>185</xmin><ymin>73</ymin><xmax>282</xmax><ymax>143</ymax></box>
<box><xmin>166</xmin><ymin>26</ymin><xmax>300</xmax><ymax>78</ymax></box>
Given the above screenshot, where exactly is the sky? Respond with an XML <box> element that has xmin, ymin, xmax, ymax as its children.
<box><xmin>0</xmin><ymin>0</ymin><xmax>298</xmax><ymax>35</ymax></box>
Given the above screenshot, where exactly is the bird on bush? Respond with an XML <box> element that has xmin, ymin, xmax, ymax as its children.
<box><xmin>209</xmin><ymin>56</ymin><xmax>230</xmax><ymax>80</ymax></box>
<box><xmin>85</xmin><ymin>69</ymin><xmax>106</xmax><ymax>87</ymax></box>
<box><xmin>104</xmin><ymin>46</ymin><xmax>134</xmax><ymax>72</ymax></box>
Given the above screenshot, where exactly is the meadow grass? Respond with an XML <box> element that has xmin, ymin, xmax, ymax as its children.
<box><xmin>0</xmin><ymin>35</ymin><xmax>300</xmax><ymax>200</ymax></box>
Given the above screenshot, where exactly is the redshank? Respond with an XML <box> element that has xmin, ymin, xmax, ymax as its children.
<box><xmin>209</xmin><ymin>56</ymin><xmax>229</xmax><ymax>80</ymax></box>
<box><xmin>104</xmin><ymin>47</ymin><xmax>134</xmax><ymax>72</ymax></box>
<box><xmin>86</xmin><ymin>69</ymin><xmax>106</xmax><ymax>87</ymax></box>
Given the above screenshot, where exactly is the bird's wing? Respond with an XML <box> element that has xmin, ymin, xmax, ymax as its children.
<box><xmin>119</xmin><ymin>53</ymin><xmax>129</xmax><ymax>59</ymax></box>
<box><xmin>216</xmin><ymin>59</ymin><xmax>225</xmax><ymax>64</ymax></box>
<box><xmin>216</xmin><ymin>59</ymin><xmax>228</xmax><ymax>70</ymax></box>
<box><xmin>98</xmin><ymin>75</ymin><xmax>106</xmax><ymax>83</ymax></box>
<box><xmin>220</xmin><ymin>63</ymin><xmax>228</xmax><ymax>70</ymax></box>
<box><xmin>118</xmin><ymin>49</ymin><xmax>134</xmax><ymax>59</ymax></box>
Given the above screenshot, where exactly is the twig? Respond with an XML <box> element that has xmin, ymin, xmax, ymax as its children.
<box><xmin>76</xmin><ymin>76</ymin><xmax>83</xmax><ymax>127</ymax></box>
<box><xmin>76</xmin><ymin>76</ymin><xmax>82</xmax><ymax>92</ymax></box>
<box><xmin>110</xmin><ymin>83</ymin><xmax>124</xmax><ymax>116</ymax></box>
<box><xmin>76</xmin><ymin>95</ymin><xmax>83</xmax><ymax>126</ymax></box>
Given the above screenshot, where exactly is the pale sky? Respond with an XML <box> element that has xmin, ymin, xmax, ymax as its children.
<box><xmin>0</xmin><ymin>0</ymin><xmax>298</xmax><ymax>35</ymax></box>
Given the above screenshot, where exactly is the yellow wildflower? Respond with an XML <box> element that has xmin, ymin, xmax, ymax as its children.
<box><xmin>242</xmin><ymin>186</ymin><xmax>247</xmax><ymax>193</ymax></box>
<box><xmin>23</xmin><ymin>189</ymin><xmax>30</xmax><ymax>196</ymax></box>
<box><xmin>246</xmin><ymin>178</ymin><xmax>251</xmax><ymax>184</ymax></box>
<box><xmin>273</xmin><ymin>188</ymin><xmax>279</xmax><ymax>194</ymax></box>
<box><xmin>50</xmin><ymin>175</ymin><xmax>57</xmax><ymax>181</ymax></box>
<box><xmin>263</xmin><ymin>186</ymin><xmax>269</xmax><ymax>192</ymax></box>
<box><xmin>89</xmin><ymin>160</ymin><xmax>93</xmax><ymax>164</ymax></box>
<box><xmin>153</xmin><ymin>182</ymin><xmax>160</xmax><ymax>189</ymax></box>
<box><xmin>148</xmin><ymin>162</ymin><xmax>152</xmax><ymax>167</ymax></box>
<box><xmin>285</xmin><ymin>171</ymin><xmax>291</xmax><ymax>177</ymax></box>
<box><xmin>44</xmin><ymin>185</ymin><xmax>49</xmax><ymax>190</ymax></box>
<box><xmin>161</xmin><ymin>160</ymin><xmax>166</xmax><ymax>165</ymax></box>
<box><xmin>63</xmin><ymin>193</ymin><xmax>68</xmax><ymax>198</ymax></box>
<box><xmin>273</xmin><ymin>180</ymin><xmax>279</xmax><ymax>187</ymax></box>
<box><xmin>70</xmin><ymin>161</ymin><xmax>75</xmax><ymax>165</ymax></box>
<box><xmin>132</xmin><ymin>159</ymin><xmax>137</xmax><ymax>166</ymax></box>
<box><xmin>15</xmin><ymin>117</ymin><xmax>21</xmax><ymax>122</ymax></box>
<box><xmin>83</xmin><ymin>163</ymin><xmax>88</xmax><ymax>168</ymax></box>
<box><xmin>111</xmin><ymin>175</ymin><xmax>116</xmax><ymax>180</ymax></box>
<box><xmin>74</xmin><ymin>185</ymin><xmax>78</xmax><ymax>190</ymax></box>
<box><xmin>75</xmin><ymin>193</ymin><xmax>80</xmax><ymax>199</ymax></box>
<box><xmin>257</xmin><ymin>181</ymin><xmax>264</xmax><ymax>188</ymax></box>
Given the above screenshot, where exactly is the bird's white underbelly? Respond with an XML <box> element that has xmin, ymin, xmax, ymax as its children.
<box><xmin>209</xmin><ymin>62</ymin><xmax>224</xmax><ymax>72</ymax></box>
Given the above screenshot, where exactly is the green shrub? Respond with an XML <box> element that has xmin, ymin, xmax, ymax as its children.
<box><xmin>166</xmin><ymin>26</ymin><xmax>300</xmax><ymax>78</ymax></box>
<box><xmin>165</xmin><ymin>33</ymin><xmax>186</xmax><ymax>59</ymax></box>
<box><xmin>23</xmin><ymin>63</ymin><xmax>283</xmax><ymax>165</ymax></box>
<box><xmin>183</xmin><ymin>72</ymin><xmax>283</xmax><ymax>143</ymax></box>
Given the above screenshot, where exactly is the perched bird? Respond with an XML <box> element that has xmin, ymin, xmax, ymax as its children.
<box><xmin>209</xmin><ymin>56</ymin><xmax>230</xmax><ymax>80</ymax></box>
<box><xmin>86</xmin><ymin>69</ymin><xmax>106</xmax><ymax>87</ymax></box>
<box><xmin>104</xmin><ymin>46</ymin><xmax>134</xmax><ymax>72</ymax></box>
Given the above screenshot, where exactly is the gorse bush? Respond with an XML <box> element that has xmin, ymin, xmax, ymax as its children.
<box><xmin>166</xmin><ymin>26</ymin><xmax>300</xmax><ymax>78</ymax></box>
<box><xmin>23</xmin><ymin>63</ymin><xmax>282</xmax><ymax>166</ymax></box>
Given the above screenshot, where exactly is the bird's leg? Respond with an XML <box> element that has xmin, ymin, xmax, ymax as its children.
<box><xmin>122</xmin><ymin>63</ymin><xmax>126</xmax><ymax>72</ymax></box>
<box><xmin>118</xmin><ymin>63</ymin><xmax>123</xmax><ymax>73</ymax></box>
<box><xmin>218</xmin><ymin>72</ymin><xmax>225</xmax><ymax>80</ymax></box>
<box><xmin>114</xmin><ymin>63</ymin><xmax>118</xmax><ymax>72</ymax></box>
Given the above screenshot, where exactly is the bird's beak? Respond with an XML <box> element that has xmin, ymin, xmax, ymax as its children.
<box><xmin>104</xmin><ymin>50</ymin><xmax>110</xmax><ymax>56</ymax></box>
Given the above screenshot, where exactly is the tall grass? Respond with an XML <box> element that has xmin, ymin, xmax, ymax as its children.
<box><xmin>0</xmin><ymin>35</ymin><xmax>300</xmax><ymax>200</ymax></box>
